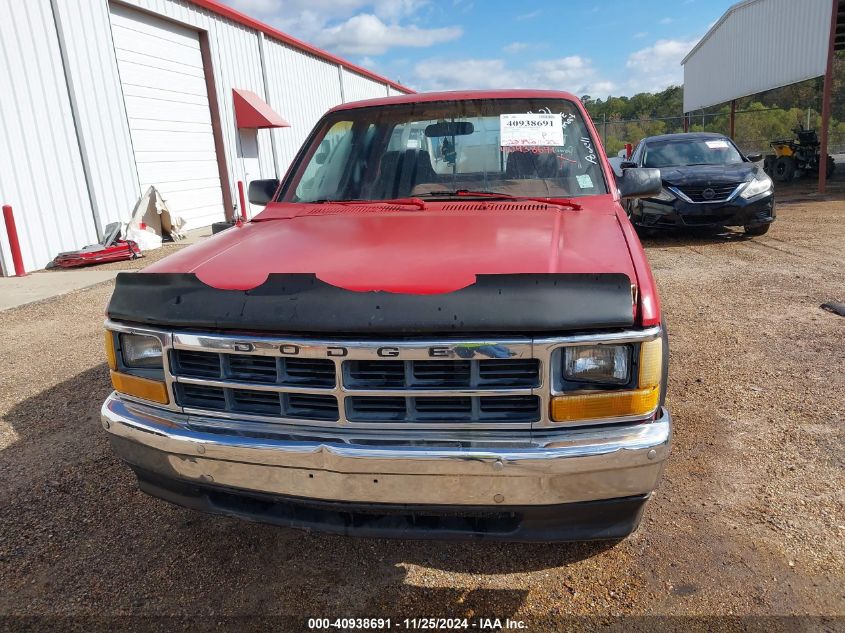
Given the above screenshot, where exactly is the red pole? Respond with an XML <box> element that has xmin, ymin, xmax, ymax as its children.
<box><xmin>237</xmin><ymin>180</ymin><xmax>248</xmax><ymax>221</ymax></box>
<box><xmin>819</xmin><ymin>0</ymin><xmax>837</xmax><ymax>194</ymax></box>
<box><xmin>624</xmin><ymin>143</ymin><xmax>633</xmax><ymax>159</ymax></box>
<box><xmin>2</xmin><ymin>204</ymin><xmax>27</xmax><ymax>277</ymax></box>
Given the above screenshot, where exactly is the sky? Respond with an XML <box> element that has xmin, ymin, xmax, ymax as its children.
<box><xmin>226</xmin><ymin>0</ymin><xmax>738</xmax><ymax>97</ymax></box>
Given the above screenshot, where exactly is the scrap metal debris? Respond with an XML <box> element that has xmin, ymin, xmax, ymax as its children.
<box><xmin>820</xmin><ymin>301</ymin><xmax>845</xmax><ymax>316</ymax></box>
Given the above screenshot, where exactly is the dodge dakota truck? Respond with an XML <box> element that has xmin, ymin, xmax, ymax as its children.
<box><xmin>102</xmin><ymin>90</ymin><xmax>671</xmax><ymax>541</ymax></box>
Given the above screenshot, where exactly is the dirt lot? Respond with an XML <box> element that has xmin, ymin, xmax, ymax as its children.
<box><xmin>0</xmin><ymin>199</ymin><xmax>843</xmax><ymax>631</ymax></box>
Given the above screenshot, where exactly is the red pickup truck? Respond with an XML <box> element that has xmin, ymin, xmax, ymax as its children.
<box><xmin>102</xmin><ymin>90</ymin><xmax>671</xmax><ymax>541</ymax></box>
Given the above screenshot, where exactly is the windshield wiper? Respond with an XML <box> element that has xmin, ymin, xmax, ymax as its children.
<box><xmin>417</xmin><ymin>190</ymin><xmax>582</xmax><ymax>210</ymax></box>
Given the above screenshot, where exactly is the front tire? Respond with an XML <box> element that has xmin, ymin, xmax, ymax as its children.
<box><xmin>744</xmin><ymin>223</ymin><xmax>771</xmax><ymax>236</ymax></box>
<box><xmin>773</xmin><ymin>156</ymin><xmax>796</xmax><ymax>182</ymax></box>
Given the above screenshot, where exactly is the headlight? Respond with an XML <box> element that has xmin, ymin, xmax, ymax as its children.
<box><xmin>563</xmin><ymin>345</ymin><xmax>630</xmax><ymax>384</ymax></box>
<box><xmin>120</xmin><ymin>333</ymin><xmax>163</xmax><ymax>369</ymax></box>
<box><xmin>650</xmin><ymin>188</ymin><xmax>675</xmax><ymax>202</ymax></box>
<box><xmin>740</xmin><ymin>174</ymin><xmax>773</xmax><ymax>199</ymax></box>
<box><xmin>551</xmin><ymin>338</ymin><xmax>663</xmax><ymax>423</ymax></box>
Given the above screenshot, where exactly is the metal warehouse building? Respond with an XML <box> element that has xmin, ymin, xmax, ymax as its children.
<box><xmin>682</xmin><ymin>0</ymin><xmax>844</xmax><ymax>192</ymax></box>
<box><xmin>0</xmin><ymin>0</ymin><xmax>410</xmax><ymax>274</ymax></box>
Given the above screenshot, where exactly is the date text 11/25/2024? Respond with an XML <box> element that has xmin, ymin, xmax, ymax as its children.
<box><xmin>307</xmin><ymin>617</ymin><xmax>528</xmax><ymax>630</ymax></box>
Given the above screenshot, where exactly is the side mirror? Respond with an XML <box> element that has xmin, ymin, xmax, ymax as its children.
<box><xmin>618</xmin><ymin>167</ymin><xmax>662</xmax><ymax>199</ymax></box>
<box><xmin>248</xmin><ymin>178</ymin><xmax>280</xmax><ymax>206</ymax></box>
<box><xmin>746</xmin><ymin>153</ymin><xmax>763</xmax><ymax>162</ymax></box>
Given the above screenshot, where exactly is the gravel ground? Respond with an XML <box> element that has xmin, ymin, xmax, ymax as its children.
<box><xmin>0</xmin><ymin>200</ymin><xmax>843</xmax><ymax>631</ymax></box>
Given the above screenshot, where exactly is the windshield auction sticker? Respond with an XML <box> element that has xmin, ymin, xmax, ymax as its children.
<box><xmin>500</xmin><ymin>113</ymin><xmax>564</xmax><ymax>147</ymax></box>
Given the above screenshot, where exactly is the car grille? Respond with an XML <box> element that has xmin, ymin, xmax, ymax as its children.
<box><xmin>674</xmin><ymin>182</ymin><xmax>742</xmax><ymax>203</ymax></box>
<box><xmin>169</xmin><ymin>348</ymin><xmax>542</xmax><ymax>428</ymax></box>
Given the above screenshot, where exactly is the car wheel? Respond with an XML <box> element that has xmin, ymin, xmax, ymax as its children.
<box><xmin>744</xmin><ymin>223</ymin><xmax>771</xmax><ymax>236</ymax></box>
<box><xmin>763</xmin><ymin>155</ymin><xmax>776</xmax><ymax>176</ymax></box>
<box><xmin>826</xmin><ymin>155</ymin><xmax>835</xmax><ymax>178</ymax></box>
<box><xmin>773</xmin><ymin>156</ymin><xmax>796</xmax><ymax>182</ymax></box>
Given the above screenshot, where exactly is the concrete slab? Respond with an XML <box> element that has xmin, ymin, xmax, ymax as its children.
<box><xmin>0</xmin><ymin>270</ymin><xmax>122</xmax><ymax>311</ymax></box>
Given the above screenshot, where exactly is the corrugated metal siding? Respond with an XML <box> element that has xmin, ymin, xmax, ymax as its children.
<box><xmin>118</xmin><ymin>0</ymin><xmax>273</xmax><ymax>212</ymax></box>
<box><xmin>263</xmin><ymin>41</ymin><xmax>344</xmax><ymax>176</ymax></box>
<box><xmin>0</xmin><ymin>0</ymin><xmax>98</xmax><ymax>273</ymax></box>
<box><xmin>342</xmin><ymin>68</ymin><xmax>391</xmax><ymax>102</ymax></box>
<box><xmin>683</xmin><ymin>0</ymin><xmax>833</xmax><ymax>112</ymax></box>
<box><xmin>51</xmin><ymin>0</ymin><xmax>140</xmax><ymax>232</ymax></box>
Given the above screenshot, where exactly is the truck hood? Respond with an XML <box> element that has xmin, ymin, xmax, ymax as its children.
<box><xmin>659</xmin><ymin>162</ymin><xmax>759</xmax><ymax>186</ymax></box>
<box><xmin>146</xmin><ymin>198</ymin><xmax>637</xmax><ymax>294</ymax></box>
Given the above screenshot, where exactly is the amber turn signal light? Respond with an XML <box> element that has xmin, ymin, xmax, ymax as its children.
<box><xmin>110</xmin><ymin>371</ymin><xmax>169</xmax><ymax>405</ymax></box>
<box><xmin>550</xmin><ymin>386</ymin><xmax>659</xmax><ymax>422</ymax></box>
<box><xmin>104</xmin><ymin>331</ymin><xmax>117</xmax><ymax>371</ymax></box>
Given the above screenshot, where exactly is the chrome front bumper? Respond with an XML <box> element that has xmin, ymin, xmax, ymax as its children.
<box><xmin>102</xmin><ymin>393</ymin><xmax>671</xmax><ymax>507</ymax></box>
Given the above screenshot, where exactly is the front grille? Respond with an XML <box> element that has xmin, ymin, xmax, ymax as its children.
<box><xmin>171</xmin><ymin>350</ymin><xmax>335</xmax><ymax>388</ymax></box>
<box><xmin>169</xmin><ymin>344</ymin><xmax>541</xmax><ymax>428</ymax></box>
<box><xmin>675</xmin><ymin>182</ymin><xmax>741</xmax><ymax>202</ymax></box>
<box><xmin>346</xmin><ymin>396</ymin><xmax>540</xmax><ymax>423</ymax></box>
<box><xmin>343</xmin><ymin>359</ymin><xmax>540</xmax><ymax>390</ymax></box>
<box><xmin>175</xmin><ymin>383</ymin><xmax>339</xmax><ymax>421</ymax></box>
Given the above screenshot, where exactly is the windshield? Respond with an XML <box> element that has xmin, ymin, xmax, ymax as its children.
<box><xmin>642</xmin><ymin>137</ymin><xmax>744</xmax><ymax>168</ymax></box>
<box><xmin>279</xmin><ymin>99</ymin><xmax>607</xmax><ymax>202</ymax></box>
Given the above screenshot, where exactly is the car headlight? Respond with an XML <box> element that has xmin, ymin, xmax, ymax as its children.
<box><xmin>649</xmin><ymin>188</ymin><xmax>675</xmax><ymax>202</ymax></box>
<box><xmin>563</xmin><ymin>344</ymin><xmax>631</xmax><ymax>384</ymax></box>
<box><xmin>119</xmin><ymin>333</ymin><xmax>163</xmax><ymax>369</ymax></box>
<box><xmin>740</xmin><ymin>174</ymin><xmax>773</xmax><ymax>199</ymax></box>
<box><xmin>551</xmin><ymin>338</ymin><xmax>663</xmax><ymax>423</ymax></box>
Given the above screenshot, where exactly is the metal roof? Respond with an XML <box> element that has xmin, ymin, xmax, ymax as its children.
<box><xmin>682</xmin><ymin>0</ymin><xmax>841</xmax><ymax>112</ymax></box>
<box><xmin>329</xmin><ymin>89</ymin><xmax>582</xmax><ymax>111</ymax></box>
<box><xmin>189</xmin><ymin>0</ymin><xmax>412</xmax><ymax>94</ymax></box>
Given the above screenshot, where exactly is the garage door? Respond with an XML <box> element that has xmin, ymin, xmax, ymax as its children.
<box><xmin>110</xmin><ymin>3</ymin><xmax>224</xmax><ymax>229</ymax></box>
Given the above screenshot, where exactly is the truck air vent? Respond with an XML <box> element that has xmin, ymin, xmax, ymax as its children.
<box><xmin>441</xmin><ymin>203</ymin><xmax>550</xmax><ymax>211</ymax></box>
<box><xmin>346</xmin><ymin>395</ymin><xmax>540</xmax><ymax>423</ymax></box>
<box><xmin>175</xmin><ymin>383</ymin><xmax>338</xmax><ymax>421</ymax></box>
<box><xmin>343</xmin><ymin>359</ymin><xmax>539</xmax><ymax>390</ymax></box>
<box><xmin>171</xmin><ymin>350</ymin><xmax>334</xmax><ymax>388</ymax></box>
<box><xmin>172</xmin><ymin>350</ymin><xmax>220</xmax><ymax>378</ymax></box>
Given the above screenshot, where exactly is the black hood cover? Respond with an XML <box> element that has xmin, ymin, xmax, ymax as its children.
<box><xmin>107</xmin><ymin>272</ymin><xmax>636</xmax><ymax>334</ymax></box>
<box><xmin>660</xmin><ymin>162</ymin><xmax>759</xmax><ymax>187</ymax></box>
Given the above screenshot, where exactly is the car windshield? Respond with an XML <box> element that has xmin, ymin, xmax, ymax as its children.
<box><xmin>642</xmin><ymin>137</ymin><xmax>745</xmax><ymax>168</ymax></box>
<box><xmin>279</xmin><ymin>98</ymin><xmax>607</xmax><ymax>203</ymax></box>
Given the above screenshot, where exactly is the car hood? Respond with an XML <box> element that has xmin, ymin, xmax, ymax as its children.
<box><xmin>659</xmin><ymin>162</ymin><xmax>758</xmax><ymax>186</ymax></box>
<box><xmin>145</xmin><ymin>199</ymin><xmax>637</xmax><ymax>293</ymax></box>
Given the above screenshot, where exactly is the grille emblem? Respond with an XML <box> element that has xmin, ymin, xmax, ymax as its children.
<box><xmin>701</xmin><ymin>187</ymin><xmax>716</xmax><ymax>200</ymax></box>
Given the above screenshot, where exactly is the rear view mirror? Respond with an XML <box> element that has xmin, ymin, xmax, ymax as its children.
<box><xmin>618</xmin><ymin>168</ymin><xmax>662</xmax><ymax>199</ymax></box>
<box><xmin>248</xmin><ymin>178</ymin><xmax>280</xmax><ymax>206</ymax></box>
<box><xmin>425</xmin><ymin>121</ymin><xmax>474</xmax><ymax>137</ymax></box>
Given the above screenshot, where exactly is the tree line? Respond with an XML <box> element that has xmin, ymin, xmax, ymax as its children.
<box><xmin>580</xmin><ymin>53</ymin><xmax>845</xmax><ymax>156</ymax></box>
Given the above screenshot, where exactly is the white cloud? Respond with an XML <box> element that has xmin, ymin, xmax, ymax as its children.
<box><xmin>516</xmin><ymin>10</ymin><xmax>541</xmax><ymax>20</ymax></box>
<box><xmin>503</xmin><ymin>42</ymin><xmax>529</xmax><ymax>53</ymax></box>
<box><xmin>226</xmin><ymin>0</ymin><xmax>452</xmax><ymax>57</ymax></box>
<box><xmin>412</xmin><ymin>55</ymin><xmax>615</xmax><ymax>97</ymax></box>
<box><xmin>659</xmin><ymin>17</ymin><xmax>674</xmax><ymax>25</ymax></box>
<box><xmin>633</xmin><ymin>31</ymin><xmax>649</xmax><ymax>39</ymax></box>
<box><xmin>315</xmin><ymin>14</ymin><xmax>461</xmax><ymax>56</ymax></box>
<box><xmin>624</xmin><ymin>37</ymin><xmax>698</xmax><ymax>92</ymax></box>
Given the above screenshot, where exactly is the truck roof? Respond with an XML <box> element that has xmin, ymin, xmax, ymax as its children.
<box><xmin>329</xmin><ymin>89</ymin><xmax>583</xmax><ymax>113</ymax></box>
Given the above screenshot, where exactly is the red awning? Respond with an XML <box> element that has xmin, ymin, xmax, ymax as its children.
<box><xmin>233</xmin><ymin>89</ymin><xmax>290</xmax><ymax>129</ymax></box>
